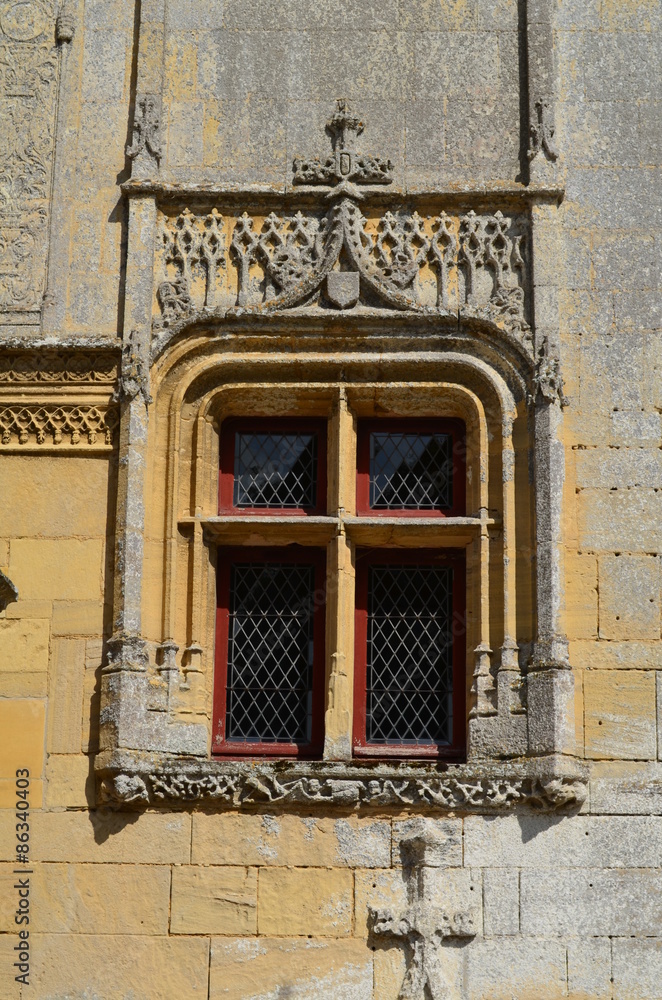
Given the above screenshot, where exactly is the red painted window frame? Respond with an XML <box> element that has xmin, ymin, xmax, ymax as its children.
<box><xmin>212</xmin><ymin>546</ymin><xmax>326</xmax><ymax>758</ymax></box>
<box><xmin>353</xmin><ymin>548</ymin><xmax>467</xmax><ymax>760</ymax></box>
<box><xmin>356</xmin><ymin>417</ymin><xmax>466</xmax><ymax>517</ymax></box>
<box><xmin>218</xmin><ymin>417</ymin><xmax>328</xmax><ymax>515</ymax></box>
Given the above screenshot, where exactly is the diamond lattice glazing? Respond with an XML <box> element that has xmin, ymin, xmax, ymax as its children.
<box><xmin>370</xmin><ymin>432</ymin><xmax>452</xmax><ymax>509</ymax></box>
<box><xmin>367</xmin><ymin>565</ymin><xmax>453</xmax><ymax>744</ymax></box>
<box><xmin>226</xmin><ymin>563</ymin><xmax>315</xmax><ymax>742</ymax></box>
<box><xmin>234</xmin><ymin>432</ymin><xmax>318</xmax><ymax>508</ymax></box>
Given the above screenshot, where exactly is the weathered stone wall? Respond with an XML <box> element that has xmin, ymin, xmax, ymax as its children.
<box><xmin>1</xmin><ymin>1</ymin><xmax>661</xmax><ymax>998</ymax></box>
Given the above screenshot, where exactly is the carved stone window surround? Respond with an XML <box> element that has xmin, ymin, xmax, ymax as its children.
<box><xmin>101</xmin><ymin>98</ymin><xmax>579</xmax><ymax>811</ymax></box>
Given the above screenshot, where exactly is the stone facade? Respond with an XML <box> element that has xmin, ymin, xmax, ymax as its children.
<box><xmin>0</xmin><ymin>1</ymin><xmax>661</xmax><ymax>998</ymax></box>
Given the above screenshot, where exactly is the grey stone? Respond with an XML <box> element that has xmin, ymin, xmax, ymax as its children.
<box><xmin>575</xmin><ymin>448</ymin><xmax>662</xmax><ymax>489</ymax></box>
<box><xmin>466</xmin><ymin>939</ymin><xmax>567</xmax><ymax>1000</ymax></box>
<box><xmin>483</xmin><ymin>869</ymin><xmax>519</xmax><ymax>937</ymax></box>
<box><xmin>392</xmin><ymin>819</ymin><xmax>463</xmax><ymax>868</ymax></box>
<box><xmin>81</xmin><ymin>30</ymin><xmax>127</xmax><ymax>103</ymax></box>
<box><xmin>521</xmin><ymin>868</ymin><xmax>662</xmax><ymax>935</ymax></box>
<box><xmin>567</xmin><ymin>938</ymin><xmax>612</xmax><ymax>999</ymax></box>
<box><xmin>578</xmin><ymin>489</ymin><xmax>662</xmax><ymax>552</ymax></box>
<box><xmin>613</xmin><ymin>939</ymin><xmax>662</xmax><ymax>1000</ymax></box>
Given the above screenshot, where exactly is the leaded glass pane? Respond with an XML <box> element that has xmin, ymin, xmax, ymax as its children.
<box><xmin>370</xmin><ymin>432</ymin><xmax>452</xmax><ymax>509</ymax></box>
<box><xmin>226</xmin><ymin>563</ymin><xmax>315</xmax><ymax>743</ymax></box>
<box><xmin>234</xmin><ymin>432</ymin><xmax>318</xmax><ymax>508</ymax></box>
<box><xmin>367</xmin><ymin>565</ymin><xmax>453</xmax><ymax>744</ymax></box>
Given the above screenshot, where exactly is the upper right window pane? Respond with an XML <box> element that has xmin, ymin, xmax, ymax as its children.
<box><xmin>357</xmin><ymin>419</ymin><xmax>465</xmax><ymax>516</ymax></box>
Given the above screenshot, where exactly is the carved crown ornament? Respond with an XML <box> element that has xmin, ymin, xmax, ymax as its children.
<box><xmin>143</xmin><ymin>101</ymin><xmax>536</xmax><ymax>359</ymax></box>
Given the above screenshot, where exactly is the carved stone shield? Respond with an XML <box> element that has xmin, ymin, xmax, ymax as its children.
<box><xmin>326</xmin><ymin>271</ymin><xmax>360</xmax><ymax>309</ymax></box>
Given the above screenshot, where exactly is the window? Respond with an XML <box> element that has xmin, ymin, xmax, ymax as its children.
<box><xmin>212</xmin><ymin>411</ymin><xmax>467</xmax><ymax>761</ymax></box>
<box><xmin>219</xmin><ymin>418</ymin><xmax>327</xmax><ymax>515</ymax></box>
<box><xmin>353</xmin><ymin>550</ymin><xmax>466</xmax><ymax>759</ymax></box>
<box><xmin>213</xmin><ymin>547</ymin><xmax>326</xmax><ymax>757</ymax></box>
<box><xmin>357</xmin><ymin>418</ymin><xmax>466</xmax><ymax>516</ymax></box>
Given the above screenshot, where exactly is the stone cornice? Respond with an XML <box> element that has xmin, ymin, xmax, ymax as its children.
<box><xmin>96</xmin><ymin>754</ymin><xmax>588</xmax><ymax>814</ymax></box>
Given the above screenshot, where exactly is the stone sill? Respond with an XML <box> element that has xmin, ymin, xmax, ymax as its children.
<box><xmin>96</xmin><ymin>752</ymin><xmax>588</xmax><ymax>814</ymax></box>
<box><xmin>183</xmin><ymin>515</ymin><xmax>494</xmax><ymax>548</ymax></box>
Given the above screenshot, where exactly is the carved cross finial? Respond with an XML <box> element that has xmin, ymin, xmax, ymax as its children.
<box><xmin>326</xmin><ymin>98</ymin><xmax>364</xmax><ymax>151</ymax></box>
<box><xmin>369</xmin><ymin>828</ymin><xmax>476</xmax><ymax>1000</ymax></box>
<box><xmin>293</xmin><ymin>99</ymin><xmax>393</xmax><ymax>191</ymax></box>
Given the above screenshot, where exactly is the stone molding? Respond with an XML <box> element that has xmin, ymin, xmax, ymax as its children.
<box><xmin>0</xmin><ymin>349</ymin><xmax>118</xmax><ymax>384</ymax></box>
<box><xmin>97</xmin><ymin>758</ymin><xmax>587</xmax><ymax>813</ymax></box>
<box><xmin>0</xmin><ymin>402</ymin><xmax>119</xmax><ymax>447</ymax></box>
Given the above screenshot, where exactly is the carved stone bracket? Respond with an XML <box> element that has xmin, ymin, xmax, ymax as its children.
<box><xmin>98</xmin><ymin>758</ymin><xmax>587</xmax><ymax>812</ymax></box>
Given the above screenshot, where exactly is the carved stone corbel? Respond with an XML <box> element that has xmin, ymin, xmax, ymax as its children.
<box><xmin>55</xmin><ymin>1</ymin><xmax>75</xmax><ymax>43</ymax></box>
<box><xmin>113</xmin><ymin>329</ymin><xmax>152</xmax><ymax>407</ymax></box>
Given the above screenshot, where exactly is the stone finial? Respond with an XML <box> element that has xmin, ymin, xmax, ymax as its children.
<box><xmin>528</xmin><ymin>98</ymin><xmax>559</xmax><ymax>162</ymax></box>
<box><xmin>113</xmin><ymin>330</ymin><xmax>152</xmax><ymax>407</ymax></box>
<box><xmin>293</xmin><ymin>98</ymin><xmax>393</xmax><ymax>189</ymax></box>
<box><xmin>532</xmin><ymin>340</ymin><xmax>568</xmax><ymax>407</ymax></box>
<box><xmin>126</xmin><ymin>95</ymin><xmax>162</xmax><ymax>170</ymax></box>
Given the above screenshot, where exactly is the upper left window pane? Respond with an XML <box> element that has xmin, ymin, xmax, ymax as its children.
<box><xmin>219</xmin><ymin>419</ymin><xmax>327</xmax><ymax>514</ymax></box>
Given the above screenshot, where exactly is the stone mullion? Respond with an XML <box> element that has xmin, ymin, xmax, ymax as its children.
<box><xmin>323</xmin><ymin>389</ymin><xmax>356</xmax><ymax>760</ymax></box>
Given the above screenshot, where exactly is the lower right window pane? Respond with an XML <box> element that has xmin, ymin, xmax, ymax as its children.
<box><xmin>354</xmin><ymin>551</ymin><xmax>466</xmax><ymax>758</ymax></box>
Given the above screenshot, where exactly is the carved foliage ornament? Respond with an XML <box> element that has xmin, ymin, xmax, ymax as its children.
<box><xmin>153</xmin><ymin>102</ymin><xmax>530</xmax><ymax>346</ymax></box>
<box><xmin>0</xmin><ymin>0</ymin><xmax>59</xmax><ymax>313</ymax></box>
<box><xmin>99</xmin><ymin>768</ymin><xmax>587</xmax><ymax>811</ymax></box>
<box><xmin>0</xmin><ymin>350</ymin><xmax>118</xmax><ymax>383</ymax></box>
<box><xmin>156</xmin><ymin>204</ymin><xmax>529</xmax><ymax>341</ymax></box>
<box><xmin>126</xmin><ymin>94</ymin><xmax>162</xmax><ymax>168</ymax></box>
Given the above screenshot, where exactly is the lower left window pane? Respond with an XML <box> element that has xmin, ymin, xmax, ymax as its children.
<box><xmin>213</xmin><ymin>548</ymin><xmax>325</xmax><ymax>756</ymax></box>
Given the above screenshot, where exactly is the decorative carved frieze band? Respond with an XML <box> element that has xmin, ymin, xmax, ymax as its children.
<box><xmin>155</xmin><ymin>203</ymin><xmax>530</xmax><ymax>344</ymax></box>
<box><xmin>0</xmin><ymin>0</ymin><xmax>61</xmax><ymax>317</ymax></box>
<box><xmin>0</xmin><ymin>350</ymin><xmax>118</xmax><ymax>383</ymax></box>
<box><xmin>99</xmin><ymin>763</ymin><xmax>587</xmax><ymax>812</ymax></box>
<box><xmin>0</xmin><ymin>402</ymin><xmax>119</xmax><ymax>446</ymax></box>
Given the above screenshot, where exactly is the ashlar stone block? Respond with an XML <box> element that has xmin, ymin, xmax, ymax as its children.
<box><xmin>598</xmin><ymin>554</ymin><xmax>660</xmax><ymax>641</ymax></box>
<box><xmin>192</xmin><ymin>812</ymin><xmax>391</xmax><ymax>868</ymax></box>
<box><xmin>257</xmin><ymin>867</ymin><xmax>353</xmax><ymax>937</ymax></box>
<box><xmin>584</xmin><ymin>669</ymin><xmax>657</xmax><ymax>760</ymax></box>
<box><xmin>30</xmin><ymin>934</ymin><xmax>209</xmax><ymax>1000</ymax></box>
<box><xmin>613</xmin><ymin>938</ymin><xmax>662</xmax><ymax>1000</ymax></box>
<box><xmin>210</xmin><ymin>937</ymin><xmax>372</xmax><ymax>1000</ymax></box>
<box><xmin>171</xmin><ymin>866</ymin><xmax>257</xmax><ymax>935</ymax></box>
<box><xmin>521</xmin><ymin>868</ymin><xmax>662</xmax><ymax>936</ymax></box>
